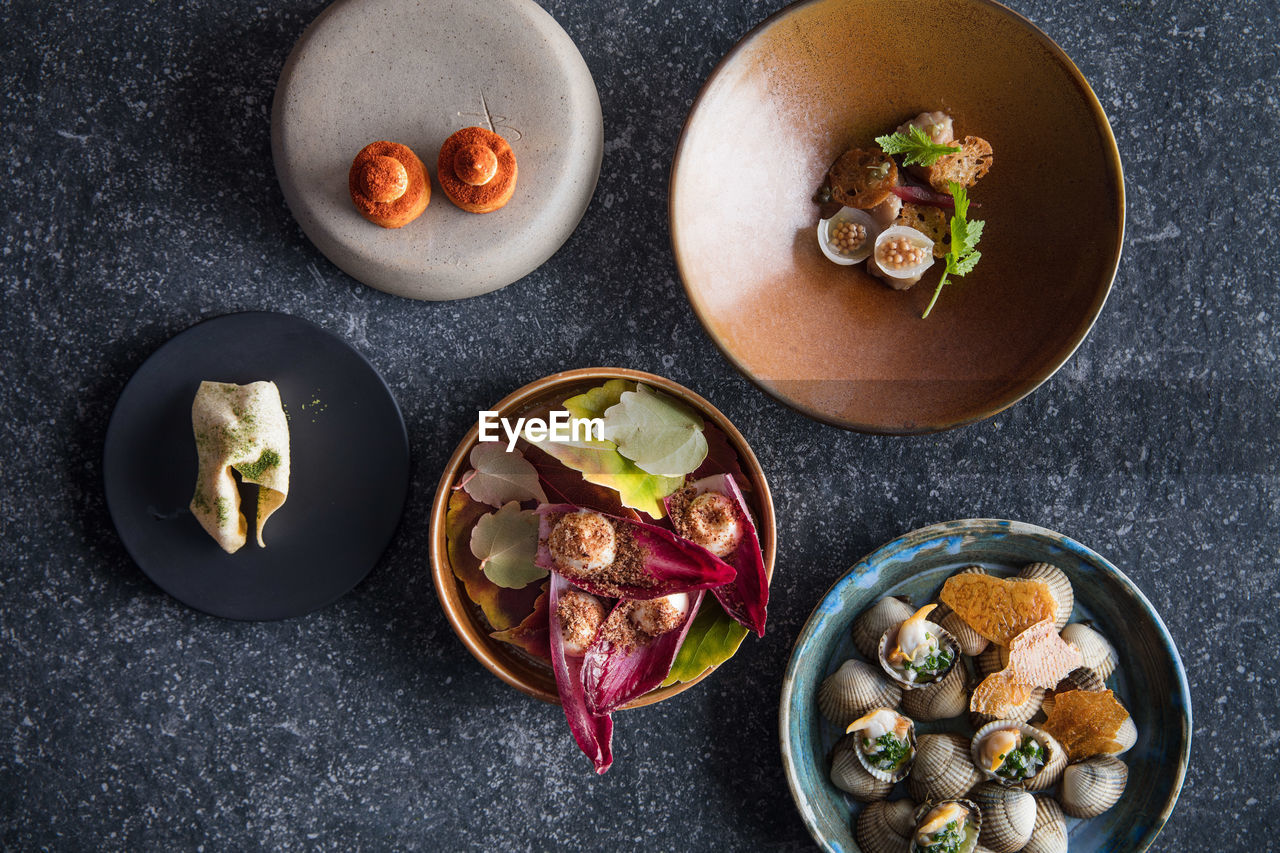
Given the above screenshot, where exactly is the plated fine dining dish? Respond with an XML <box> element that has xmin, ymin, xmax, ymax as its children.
<box><xmin>779</xmin><ymin>520</ymin><xmax>1190</xmax><ymax>852</ymax></box>
<box><xmin>103</xmin><ymin>312</ymin><xmax>409</xmax><ymax>620</ymax></box>
<box><xmin>670</xmin><ymin>0</ymin><xmax>1124</xmax><ymax>432</ymax></box>
<box><xmin>429</xmin><ymin>368</ymin><xmax>775</xmax><ymax>772</ymax></box>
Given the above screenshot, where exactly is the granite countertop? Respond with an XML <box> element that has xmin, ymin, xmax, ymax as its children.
<box><xmin>1</xmin><ymin>0</ymin><xmax>1275</xmax><ymax>849</ymax></box>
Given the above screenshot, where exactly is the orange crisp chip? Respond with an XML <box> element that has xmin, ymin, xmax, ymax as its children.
<box><xmin>1006</xmin><ymin>619</ymin><xmax>1083</xmax><ymax>688</ymax></box>
<box><xmin>970</xmin><ymin>669</ymin><xmax>1033</xmax><ymax>718</ymax></box>
<box><xmin>1040</xmin><ymin>689</ymin><xmax>1131</xmax><ymax>761</ymax></box>
<box><xmin>939</xmin><ymin>574</ymin><xmax>1058</xmax><ymax>645</ymax></box>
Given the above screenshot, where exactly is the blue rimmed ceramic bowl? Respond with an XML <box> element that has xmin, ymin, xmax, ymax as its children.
<box><xmin>779</xmin><ymin>519</ymin><xmax>1190</xmax><ymax>852</ymax></box>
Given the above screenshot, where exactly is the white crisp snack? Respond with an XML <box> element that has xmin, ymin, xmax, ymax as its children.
<box><xmin>189</xmin><ymin>380</ymin><xmax>290</xmax><ymax>553</ymax></box>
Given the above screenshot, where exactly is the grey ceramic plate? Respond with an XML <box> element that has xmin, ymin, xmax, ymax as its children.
<box><xmin>779</xmin><ymin>519</ymin><xmax>1190</xmax><ymax>852</ymax></box>
<box><xmin>272</xmin><ymin>0</ymin><xmax>603</xmax><ymax>300</ymax></box>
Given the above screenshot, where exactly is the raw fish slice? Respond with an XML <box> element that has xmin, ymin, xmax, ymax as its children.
<box><xmin>535</xmin><ymin>504</ymin><xmax>735</xmax><ymax>600</ymax></box>
<box><xmin>582</xmin><ymin>591</ymin><xmax>705</xmax><ymax>715</ymax></box>
<box><xmin>549</xmin><ymin>573</ymin><xmax>613</xmax><ymax>774</ymax></box>
<box><xmin>664</xmin><ymin>474</ymin><xmax>768</xmax><ymax>635</ymax></box>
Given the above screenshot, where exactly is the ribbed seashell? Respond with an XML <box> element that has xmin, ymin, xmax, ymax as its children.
<box><xmin>1110</xmin><ymin>715</ymin><xmax>1138</xmax><ymax>755</ymax></box>
<box><xmin>1058</xmin><ymin>665</ymin><xmax>1105</xmax><ymax>693</ymax></box>
<box><xmin>901</xmin><ymin>663</ymin><xmax>968</xmax><ymax>721</ymax></box>
<box><xmin>818</xmin><ymin>660</ymin><xmax>903</xmax><ymax>728</ymax></box>
<box><xmin>970</xmin><ymin>687</ymin><xmax>1044</xmax><ymax>728</ymax></box>
<box><xmin>971</xmin><ymin>782</ymin><xmax>1036</xmax><ymax>853</ymax></box>
<box><xmin>1017</xmin><ymin>562</ymin><xmax>1074</xmax><ymax>629</ymax></box>
<box><xmin>1021</xmin><ymin>797</ymin><xmax>1068</xmax><ymax>853</ymax></box>
<box><xmin>1060</xmin><ymin>623</ymin><xmax>1118</xmax><ymax>681</ymax></box>
<box><xmin>830</xmin><ymin>736</ymin><xmax>894</xmax><ymax>802</ymax></box>
<box><xmin>1058</xmin><ymin>755</ymin><xmax>1128</xmax><ymax>817</ymax></box>
<box><xmin>970</xmin><ymin>721</ymin><xmax>1067</xmax><ymax>791</ymax></box>
<box><xmin>907</xmin><ymin>733</ymin><xmax>982</xmax><ymax>802</ymax></box>
<box><xmin>850</xmin><ymin>711</ymin><xmax>917</xmax><ymax>783</ymax></box>
<box><xmin>973</xmin><ymin>644</ymin><xmax>1009</xmax><ymax>679</ymax></box>
<box><xmin>910</xmin><ymin>799</ymin><xmax>981</xmax><ymax>853</ymax></box>
<box><xmin>853</xmin><ymin>596</ymin><xmax>916</xmax><ymax>660</ymax></box>
<box><xmin>878</xmin><ymin>618</ymin><xmax>961</xmax><ymax>690</ymax></box>
<box><xmin>855</xmin><ymin>798</ymin><xmax>912</xmax><ymax>853</ymax></box>
<box><xmin>882</xmin><ymin>797</ymin><xmax>917</xmax><ymax>838</ymax></box>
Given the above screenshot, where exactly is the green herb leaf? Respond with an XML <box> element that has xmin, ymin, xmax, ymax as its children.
<box><xmin>445</xmin><ymin>491</ymin><xmax>544</xmax><ymax>630</ymax></box>
<box><xmin>661</xmin><ymin>597</ymin><xmax>750</xmax><ymax>686</ymax></box>
<box><xmin>531</xmin><ymin>380</ymin><xmax>684</xmax><ymax>518</ymax></box>
<box><xmin>460</xmin><ymin>443</ymin><xmax>548</xmax><ymax>508</ymax></box>
<box><xmin>922</xmin><ymin>182</ymin><xmax>986</xmax><ymax>319</ymax></box>
<box><xmin>875</xmin><ymin>125</ymin><xmax>960</xmax><ymax>167</ymax></box>
<box><xmin>867</xmin><ymin>732</ymin><xmax>910</xmax><ymax>770</ymax></box>
<box><xmin>469</xmin><ymin>501</ymin><xmax>545</xmax><ymax>589</ymax></box>
<box><xmin>602</xmin><ymin>384</ymin><xmax>708</xmax><ymax>477</ymax></box>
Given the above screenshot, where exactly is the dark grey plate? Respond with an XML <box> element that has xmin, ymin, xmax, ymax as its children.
<box><xmin>103</xmin><ymin>311</ymin><xmax>409</xmax><ymax>620</ymax></box>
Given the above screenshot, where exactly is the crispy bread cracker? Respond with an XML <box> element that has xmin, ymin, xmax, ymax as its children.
<box><xmin>925</xmin><ymin>136</ymin><xmax>993</xmax><ymax>191</ymax></box>
<box><xmin>1040</xmin><ymin>689</ymin><xmax>1132</xmax><ymax>761</ymax></box>
<box><xmin>829</xmin><ymin>148</ymin><xmax>898</xmax><ymax>209</ymax></box>
<box><xmin>939</xmin><ymin>574</ymin><xmax>1058</xmax><ymax>646</ymax></box>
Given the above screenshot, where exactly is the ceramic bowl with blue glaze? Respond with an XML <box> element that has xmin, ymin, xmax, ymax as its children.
<box><xmin>779</xmin><ymin>519</ymin><xmax>1190</xmax><ymax>852</ymax></box>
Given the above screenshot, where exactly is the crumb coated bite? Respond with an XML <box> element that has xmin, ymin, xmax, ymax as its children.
<box><xmin>669</xmin><ymin>490</ymin><xmax>742</xmax><ymax>558</ymax></box>
<box><xmin>348</xmin><ymin>140</ymin><xmax>430</xmax><ymax>228</ymax></box>
<box><xmin>437</xmin><ymin>126</ymin><xmax>517</xmax><ymax>214</ymax></box>
<box><xmin>549</xmin><ymin>510</ymin><xmax>617</xmax><ymax>575</ymax></box>
<box><xmin>557</xmin><ymin>588</ymin><xmax>607</xmax><ymax>655</ymax></box>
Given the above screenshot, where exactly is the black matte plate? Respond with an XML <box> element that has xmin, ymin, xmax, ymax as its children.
<box><xmin>103</xmin><ymin>312</ymin><xmax>410</xmax><ymax>620</ymax></box>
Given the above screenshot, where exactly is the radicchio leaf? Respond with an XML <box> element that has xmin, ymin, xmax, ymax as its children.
<box><xmin>582</xmin><ymin>591</ymin><xmax>705</xmax><ymax>715</ymax></box>
<box><xmin>444</xmin><ymin>491</ymin><xmax>543</xmax><ymax>631</ymax></box>
<box><xmin>534</xmin><ymin>504</ymin><xmax>736</xmax><ymax>600</ymax></box>
<box><xmin>490</xmin><ymin>580</ymin><xmax>550</xmax><ymax>661</ymax></box>
<box><xmin>549</xmin><ymin>573</ymin><xmax>613</xmax><ymax>774</ymax></box>
<box><xmin>664</xmin><ymin>474</ymin><xmax>769</xmax><ymax>636</ymax></box>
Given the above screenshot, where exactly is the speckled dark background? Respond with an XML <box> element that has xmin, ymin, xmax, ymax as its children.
<box><xmin>1</xmin><ymin>0</ymin><xmax>1275</xmax><ymax>849</ymax></box>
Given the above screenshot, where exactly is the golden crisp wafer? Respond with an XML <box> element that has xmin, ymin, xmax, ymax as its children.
<box><xmin>1040</xmin><ymin>689</ymin><xmax>1131</xmax><ymax>761</ymax></box>
<box><xmin>939</xmin><ymin>574</ymin><xmax>1058</xmax><ymax>645</ymax></box>
<box><xmin>1006</xmin><ymin>619</ymin><xmax>1084</xmax><ymax>688</ymax></box>
<box><xmin>970</xmin><ymin>669</ymin><xmax>1033</xmax><ymax>718</ymax></box>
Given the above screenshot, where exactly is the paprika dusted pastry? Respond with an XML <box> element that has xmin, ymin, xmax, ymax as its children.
<box><xmin>348</xmin><ymin>140</ymin><xmax>430</xmax><ymax>228</ymax></box>
<box><xmin>437</xmin><ymin>126</ymin><xmax>517</xmax><ymax>214</ymax></box>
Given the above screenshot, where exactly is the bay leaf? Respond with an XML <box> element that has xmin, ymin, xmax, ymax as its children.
<box><xmin>469</xmin><ymin>501</ymin><xmax>546</xmax><ymax>589</ymax></box>
<box><xmin>461</xmin><ymin>443</ymin><xmax>548</xmax><ymax>508</ymax></box>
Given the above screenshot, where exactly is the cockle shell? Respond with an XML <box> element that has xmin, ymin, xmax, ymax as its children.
<box><xmin>907</xmin><ymin>733</ymin><xmax>982</xmax><ymax>802</ymax></box>
<box><xmin>856</xmin><ymin>798</ymin><xmax>914</xmax><ymax>853</ymax></box>
<box><xmin>932</xmin><ymin>566</ymin><xmax>991</xmax><ymax>656</ymax></box>
<box><xmin>878</xmin><ymin>616</ymin><xmax>961</xmax><ymax>690</ymax></box>
<box><xmin>818</xmin><ymin>660</ymin><xmax>903</xmax><ymax>728</ymax></box>
<box><xmin>973</xmin><ymin>644</ymin><xmax>1009</xmax><ymax>680</ymax></box>
<box><xmin>970</xmin><ymin>687</ymin><xmax>1044</xmax><ymax>728</ymax></box>
<box><xmin>970</xmin><ymin>721</ymin><xmax>1066</xmax><ymax>791</ymax></box>
<box><xmin>1058</xmin><ymin>755</ymin><xmax>1128</xmax><ymax>817</ymax></box>
<box><xmin>901</xmin><ymin>662</ymin><xmax>968</xmax><ymax>721</ymax></box>
<box><xmin>910</xmin><ymin>799</ymin><xmax>981</xmax><ymax>853</ymax></box>
<box><xmin>1018</xmin><ymin>563</ymin><xmax>1074</xmax><ymax>629</ymax></box>
<box><xmin>1111</xmin><ymin>715</ymin><xmax>1138</xmax><ymax>755</ymax></box>
<box><xmin>853</xmin><ymin>596</ymin><xmax>916</xmax><ymax>660</ymax></box>
<box><xmin>1021</xmin><ymin>797</ymin><xmax>1068</xmax><ymax>853</ymax></box>
<box><xmin>849</xmin><ymin>710</ymin><xmax>917</xmax><ymax>783</ymax></box>
<box><xmin>830</xmin><ymin>735</ymin><xmax>893</xmax><ymax>802</ymax></box>
<box><xmin>1060</xmin><ymin>622</ymin><xmax>1118</xmax><ymax>681</ymax></box>
<box><xmin>971</xmin><ymin>782</ymin><xmax>1036</xmax><ymax>853</ymax></box>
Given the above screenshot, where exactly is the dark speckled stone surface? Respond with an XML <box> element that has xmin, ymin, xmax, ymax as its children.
<box><xmin>1</xmin><ymin>0</ymin><xmax>1276</xmax><ymax>850</ymax></box>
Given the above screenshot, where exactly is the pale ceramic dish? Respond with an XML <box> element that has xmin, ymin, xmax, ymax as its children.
<box><xmin>428</xmin><ymin>367</ymin><xmax>776</xmax><ymax>707</ymax></box>
<box><xmin>273</xmin><ymin>0</ymin><xmax>603</xmax><ymax>300</ymax></box>
<box><xmin>779</xmin><ymin>519</ymin><xmax>1191</xmax><ymax>852</ymax></box>
<box><xmin>670</xmin><ymin>0</ymin><xmax>1124</xmax><ymax>432</ymax></box>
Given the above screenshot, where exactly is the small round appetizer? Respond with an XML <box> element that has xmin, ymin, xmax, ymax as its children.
<box><xmin>878</xmin><ymin>604</ymin><xmax>959</xmax><ymax>687</ymax></box>
<box><xmin>437</xmin><ymin>126</ymin><xmax>518</xmax><ymax>214</ymax></box>
<box><xmin>970</xmin><ymin>720</ymin><xmax>1065</xmax><ymax>790</ymax></box>
<box><xmin>910</xmin><ymin>799</ymin><xmax>981</xmax><ymax>853</ymax></box>
<box><xmin>348</xmin><ymin>140</ymin><xmax>430</xmax><ymax>228</ymax></box>
<box><xmin>846</xmin><ymin>708</ymin><xmax>917</xmax><ymax>783</ymax></box>
<box><xmin>868</xmin><ymin>225</ymin><xmax>935</xmax><ymax>290</ymax></box>
<box><xmin>817</xmin><ymin>207</ymin><xmax>878</xmax><ymax>265</ymax></box>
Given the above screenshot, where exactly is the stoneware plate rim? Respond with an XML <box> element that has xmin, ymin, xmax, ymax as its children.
<box><xmin>428</xmin><ymin>366</ymin><xmax>776</xmax><ymax>707</ymax></box>
<box><xmin>669</xmin><ymin>0</ymin><xmax>1125</xmax><ymax>434</ymax></box>
<box><xmin>778</xmin><ymin>518</ymin><xmax>1191</xmax><ymax>852</ymax></box>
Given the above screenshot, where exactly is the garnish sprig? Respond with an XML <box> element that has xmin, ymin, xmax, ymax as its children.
<box><xmin>875</xmin><ymin>125</ymin><xmax>961</xmax><ymax>167</ymax></box>
<box><xmin>922</xmin><ymin>181</ymin><xmax>985</xmax><ymax>319</ymax></box>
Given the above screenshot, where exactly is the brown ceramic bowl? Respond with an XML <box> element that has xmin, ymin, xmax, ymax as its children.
<box><xmin>428</xmin><ymin>368</ymin><xmax>776</xmax><ymax>707</ymax></box>
<box><xmin>670</xmin><ymin>0</ymin><xmax>1124</xmax><ymax>433</ymax></box>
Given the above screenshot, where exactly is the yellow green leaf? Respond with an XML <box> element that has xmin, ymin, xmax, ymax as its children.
<box><xmin>661</xmin><ymin>597</ymin><xmax>750</xmax><ymax>686</ymax></box>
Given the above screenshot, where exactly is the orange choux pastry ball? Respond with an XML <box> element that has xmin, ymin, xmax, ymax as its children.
<box><xmin>437</xmin><ymin>127</ymin><xmax>517</xmax><ymax>214</ymax></box>
<box><xmin>348</xmin><ymin>141</ymin><xmax>430</xmax><ymax>228</ymax></box>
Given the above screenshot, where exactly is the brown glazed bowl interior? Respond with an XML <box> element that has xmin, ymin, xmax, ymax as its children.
<box><xmin>428</xmin><ymin>368</ymin><xmax>776</xmax><ymax>707</ymax></box>
<box><xmin>670</xmin><ymin>0</ymin><xmax>1124</xmax><ymax>433</ymax></box>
